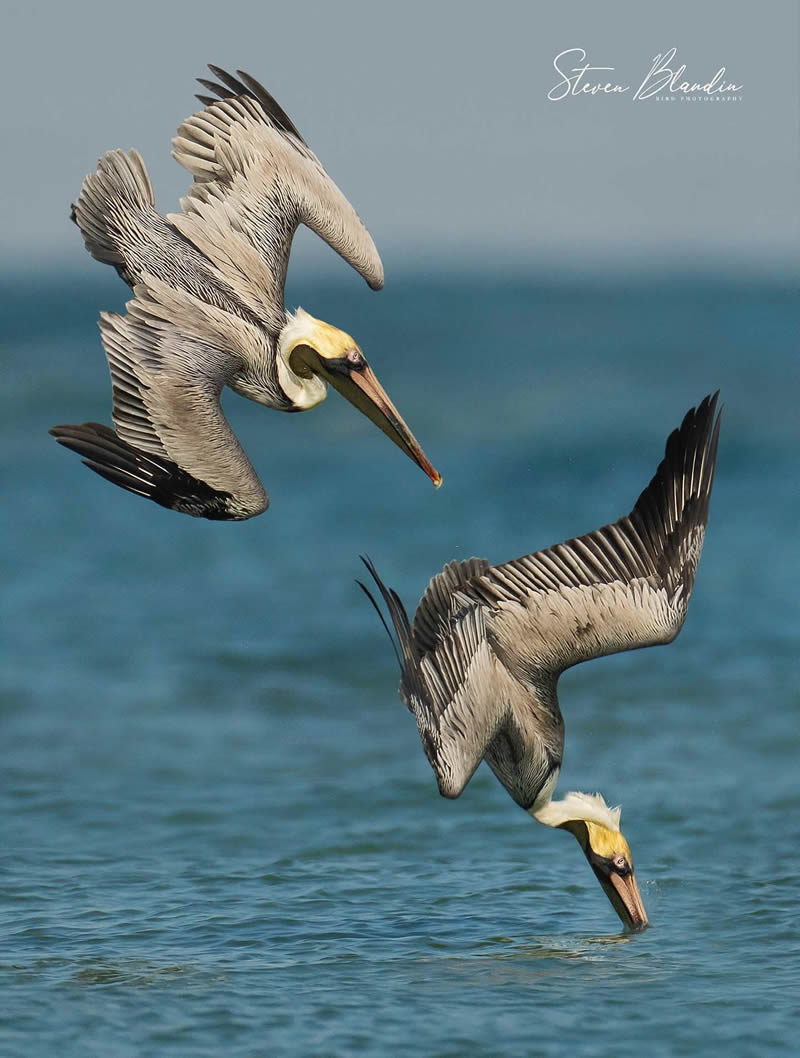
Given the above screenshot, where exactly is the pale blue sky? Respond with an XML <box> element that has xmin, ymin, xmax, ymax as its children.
<box><xmin>3</xmin><ymin>0</ymin><xmax>798</xmax><ymax>275</ymax></box>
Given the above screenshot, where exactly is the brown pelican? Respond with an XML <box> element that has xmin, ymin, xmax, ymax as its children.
<box><xmin>50</xmin><ymin>66</ymin><xmax>440</xmax><ymax>520</ymax></box>
<box><xmin>360</xmin><ymin>394</ymin><xmax>721</xmax><ymax>931</ymax></box>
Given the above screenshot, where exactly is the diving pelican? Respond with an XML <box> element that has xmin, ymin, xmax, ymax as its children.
<box><xmin>360</xmin><ymin>394</ymin><xmax>721</xmax><ymax>931</ymax></box>
<box><xmin>50</xmin><ymin>66</ymin><xmax>440</xmax><ymax>520</ymax></box>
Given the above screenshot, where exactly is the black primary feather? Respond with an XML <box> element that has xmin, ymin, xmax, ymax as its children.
<box><xmin>49</xmin><ymin>422</ymin><xmax>242</xmax><ymax>520</ymax></box>
<box><xmin>200</xmin><ymin>65</ymin><xmax>307</xmax><ymax>144</ymax></box>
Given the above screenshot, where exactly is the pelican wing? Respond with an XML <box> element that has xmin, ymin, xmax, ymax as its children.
<box><xmin>475</xmin><ymin>394</ymin><xmax>721</xmax><ymax>676</ymax></box>
<box><xmin>412</xmin><ymin>557</ymin><xmax>492</xmax><ymax>656</ymax></box>
<box><xmin>359</xmin><ymin>560</ymin><xmax>510</xmax><ymax>798</ymax></box>
<box><xmin>169</xmin><ymin>66</ymin><xmax>384</xmax><ymax>336</ymax></box>
<box><xmin>50</xmin><ymin>275</ymin><xmax>270</xmax><ymax>520</ymax></box>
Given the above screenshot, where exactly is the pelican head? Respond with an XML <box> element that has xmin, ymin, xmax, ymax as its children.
<box><xmin>277</xmin><ymin>309</ymin><xmax>441</xmax><ymax>486</ymax></box>
<box><xmin>533</xmin><ymin>792</ymin><xmax>648</xmax><ymax>932</ymax></box>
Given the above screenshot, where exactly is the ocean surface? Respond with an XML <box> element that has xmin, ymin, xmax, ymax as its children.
<box><xmin>2</xmin><ymin>269</ymin><xmax>798</xmax><ymax>1057</ymax></box>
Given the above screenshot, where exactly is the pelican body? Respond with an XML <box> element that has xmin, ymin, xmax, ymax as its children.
<box><xmin>51</xmin><ymin>67</ymin><xmax>440</xmax><ymax>520</ymax></box>
<box><xmin>361</xmin><ymin>394</ymin><xmax>721</xmax><ymax>931</ymax></box>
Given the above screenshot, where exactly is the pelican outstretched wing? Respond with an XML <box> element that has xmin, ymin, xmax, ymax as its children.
<box><xmin>50</xmin><ymin>276</ymin><xmax>269</xmax><ymax>520</ymax></box>
<box><xmin>169</xmin><ymin>66</ymin><xmax>384</xmax><ymax>336</ymax></box>
<box><xmin>473</xmin><ymin>394</ymin><xmax>721</xmax><ymax>676</ymax></box>
<box><xmin>359</xmin><ymin>559</ymin><xmax>514</xmax><ymax>798</ymax></box>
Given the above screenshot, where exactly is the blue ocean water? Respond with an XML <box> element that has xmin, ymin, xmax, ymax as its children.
<box><xmin>2</xmin><ymin>270</ymin><xmax>799</xmax><ymax>1057</ymax></box>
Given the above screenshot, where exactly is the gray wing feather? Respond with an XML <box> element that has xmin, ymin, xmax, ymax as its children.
<box><xmin>360</xmin><ymin>560</ymin><xmax>510</xmax><ymax>799</ymax></box>
<box><xmin>170</xmin><ymin>68</ymin><xmax>384</xmax><ymax>335</ymax></box>
<box><xmin>413</xmin><ymin>606</ymin><xmax>508</xmax><ymax>797</ymax></box>
<box><xmin>412</xmin><ymin>557</ymin><xmax>492</xmax><ymax>656</ymax></box>
<box><xmin>476</xmin><ymin>394</ymin><xmax>721</xmax><ymax>675</ymax></box>
<box><xmin>96</xmin><ymin>279</ymin><xmax>269</xmax><ymax>517</ymax></box>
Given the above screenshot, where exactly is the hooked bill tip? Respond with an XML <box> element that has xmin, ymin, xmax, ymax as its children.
<box><xmin>432</xmin><ymin>473</ymin><xmax>443</xmax><ymax>489</ymax></box>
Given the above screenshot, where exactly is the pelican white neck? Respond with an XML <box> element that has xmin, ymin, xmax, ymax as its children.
<box><xmin>530</xmin><ymin>791</ymin><xmax>622</xmax><ymax>831</ymax></box>
<box><xmin>276</xmin><ymin>308</ymin><xmax>329</xmax><ymax>410</ymax></box>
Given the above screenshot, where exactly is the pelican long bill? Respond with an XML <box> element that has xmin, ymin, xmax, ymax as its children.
<box><xmin>315</xmin><ymin>352</ymin><xmax>442</xmax><ymax>487</ymax></box>
<box><xmin>605</xmin><ymin>867</ymin><xmax>648</xmax><ymax>931</ymax></box>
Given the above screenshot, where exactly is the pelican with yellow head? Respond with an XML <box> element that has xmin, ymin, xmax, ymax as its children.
<box><xmin>534</xmin><ymin>792</ymin><xmax>647</xmax><ymax>930</ymax></box>
<box><xmin>360</xmin><ymin>394</ymin><xmax>720</xmax><ymax>931</ymax></box>
<box><xmin>51</xmin><ymin>66</ymin><xmax>440</xmax><ymax>520</ymax></box>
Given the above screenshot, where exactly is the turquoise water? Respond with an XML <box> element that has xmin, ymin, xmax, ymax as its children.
<box><xmin>2</xmin><ymin>272</ymin><xmax>799</xmax><ymax>1056</ymax></box>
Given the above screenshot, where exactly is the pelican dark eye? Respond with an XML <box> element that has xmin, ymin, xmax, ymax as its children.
<box><xmin>346</xmin><ymin>349</ymin><xmax>366</xmax><ymax>370</ymax></box>
<box><xmin>612</xmin><ymin>855</ymin><xmax>630</xmax><ymax>874</ymax></box>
